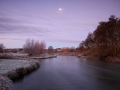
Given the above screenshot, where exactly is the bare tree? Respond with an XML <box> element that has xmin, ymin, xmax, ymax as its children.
<box><xmin>23</xmin><ymin>39</ymin><xmax>46</xmax><ymax>56</ymax></box>
<box><xmin>23</xmin><ymin>39</ymin><xmax>35</xmax><ymax>56</ymax></box>
<box><xmin>48</xmin><ymin>46</ymin><xmax>54</xmax><ymax>54</ymax></box>
<box><xmin>39</xmin><ymin>41</ymin><xmax>46</xmax><ymax>54</ymax></box>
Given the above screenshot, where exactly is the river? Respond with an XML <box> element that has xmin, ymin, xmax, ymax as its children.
<box><xmin>14</xmin><ymin>56</ymin><xmax>120</xmax><ymax>90</ymax></box>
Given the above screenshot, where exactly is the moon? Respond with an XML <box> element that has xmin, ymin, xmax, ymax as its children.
<box><xmin>59</xmin><ymin>8</ymin><xmax>62</xmax><ymax>11</ymax></box>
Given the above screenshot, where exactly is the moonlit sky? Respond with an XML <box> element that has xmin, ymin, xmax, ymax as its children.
<box><xmin>0</xmin><ymin>0</ymin><xmax>120</xmax><ymax>48</ymax></box>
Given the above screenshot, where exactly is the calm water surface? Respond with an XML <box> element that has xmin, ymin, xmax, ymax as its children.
<box><xmin>14</xmin><ymin>56</ymin><xmax>120</xmax><ymax>90</ymax></box>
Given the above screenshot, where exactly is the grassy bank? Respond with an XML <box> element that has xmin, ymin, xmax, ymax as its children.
<box><xmin>0</xmin><ymin>75</ymin><xmax>15</xmax><ymax>90</ymax></box>
<box><xmin>0</xmin><ymin>59</ymin><xmax>40</xmax><ymax>90</ymax></box>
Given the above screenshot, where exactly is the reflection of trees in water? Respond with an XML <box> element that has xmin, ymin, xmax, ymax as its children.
<box><xmin>79</xmin><ymin>58</ymin><xmax>120</xmax><ymax>89</ymax></box>
<box><xmin>95</xmin><ymin>67</ymin><xmax>120</xmax><ymax>89</ymax></box>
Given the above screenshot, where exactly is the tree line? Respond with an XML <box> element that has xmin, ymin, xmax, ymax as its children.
<box><xmin>79</xmin><ymin>15</ymin><xmax>120</xmax><ymax>60</ymax></box>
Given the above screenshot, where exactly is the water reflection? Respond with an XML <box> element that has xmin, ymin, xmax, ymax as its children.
<box><xmin>14</xmin><ymin>56</ymin><xmax>120</xmax><ymax>90</ymax></box>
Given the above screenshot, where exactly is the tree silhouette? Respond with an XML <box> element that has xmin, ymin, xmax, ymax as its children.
<box><xmin>0</xmin><ymin>43</ymin><xmax>5</xmax><ymax>53</ymax></box>
<box><xmin>48</xmin><ymin>46</ymin><xmax>54</xmax><ymax>54</ymax></box>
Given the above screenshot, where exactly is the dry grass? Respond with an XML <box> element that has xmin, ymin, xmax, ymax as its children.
<box><xmin>0</xmin><ymin>53</ymin><xmax>13</xmax><ymax>59</ymax></box>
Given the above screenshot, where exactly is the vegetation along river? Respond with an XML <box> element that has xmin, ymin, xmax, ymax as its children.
<box><xmin>14</xmin><ymin>56</ymin><xmax>120</xmax><ymax>90</ymax></box>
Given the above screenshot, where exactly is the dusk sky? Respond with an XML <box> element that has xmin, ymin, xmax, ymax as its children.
<box><xmin>0</xmin><ymin>0</ymin><xmax>120</xmax><ymax>49</ymax></box>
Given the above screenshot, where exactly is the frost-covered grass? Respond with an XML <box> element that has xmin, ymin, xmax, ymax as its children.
<box><xmin>0</xmin><ymin>57</ymin><xmax>39</xmax><ymax>89</ymax></box>
<box><xmin>11</xmin><ymin>53</ymin><xmax>28</xmax><ymax>57</ymax></box>
<box><xmin>0</xmin><ymin>53</ymin><xmax>28</xmax><ymax>59</ymax></box>
<box><xmin>31</xmin><ymin>53</ymin><xmax>57</xmax><ymax>59</ymax></box>
<box><xmin>0</xmin><ymin>60</ymin><xmax>32</xmax><ymax>74</ymax></box>
<box><xmin>0</xmin><ymin>75</ymin><xmax>15</xmax><ymax>90</ymax></box>
<box><xmin>0</xmin><ymin>53</ymin><xmax>13</xmax><ymax>59</ymax></box>
<box><xmin>0</xmin><ymin>59</ymin><xmax>40</xmax><ymax>81</ymax></box>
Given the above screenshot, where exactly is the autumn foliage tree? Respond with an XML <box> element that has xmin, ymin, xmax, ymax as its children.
<box><xmin>79</xmin><ymin>15</ymin><xmax>120</xmax><ymax>60</ymax></box>
<box><xmin>23</xmin><ymin>39</ymin><xmax>46</xmax><ymax>56</ymax></box>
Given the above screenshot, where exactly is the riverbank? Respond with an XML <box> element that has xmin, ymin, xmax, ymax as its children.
<box><xmin>78</xmin><ymin>54</ymin><xmax>120</xmax><ymax>63</ymax></box>
<box><xmin>59</xmin><ymin>52</ymin><xmax>80</xmax><ymax>56</ymax></box>
<box><xmin>59</xmin><ymin>52</ymin><xmax>87</xmax><ymax>58</ymax></box>
<box><xmin>0</xmin><ymin>53</ymin><xmax>58</xmax><ymax>90</ymax></box>
<box><xmin>0</xmin><ymin>59</ymin><xmax>40</xmax><ymax>80</ymax></box>
<box><xmin>0</xmin><ymin>59</ymin><xmax>40</xmax><ymax>90</ymax></box>
<box><xmin>105</xmin><ymin>56</ymin><xmax>120</xmax><ymax>63</ymax></box>
<box><xmin>0</xmin><ymin>75</ymin><xmax>15</xmax><ymax>90</ymax></box>
<box><xmin>14</xmin><ymin>56</ymin><xmax>120</xmax><ymax>90</ymax></box>
<box><xmin>59</xmin><ymin>52</ymin><xmax>120</xmax><ymax>63</ymax></box>
<box><xmin>31</xmin><ymin>53</ymin><xmax>57</xmax><ymax>59</ymax></box>
<box><xmin>0</xmin><ymin>53</ymin><xmax>57</xmax><ymax>59</ymax></box>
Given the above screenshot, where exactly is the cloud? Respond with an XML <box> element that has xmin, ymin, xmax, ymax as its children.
<box><xmin>0</xmin><ymin>7</ymin><xmax>57</xmax><ymax>37</ymax></box>
<box><xmin>55</xmin><ymin>39</ymin><xmax>80</xmax><ymax>43</ymax></box>
<box><xmin>0</xmin><ymin>6</ymin><xmax>51</xmax><ymax>21</ymax></box>
<box><xmin>0</xmin><ymin>36</ymin><xmax>81</xmax><ymax>44</ymax></box>
<box><xmin>0</xmin><ymin>16</ymin><xmax>21</xmax><ymax>23</ymax></box>
<box><xmin>67</xmin><ymin>21</ymin><xmax>97</xmax><ymax>26</ymax></box>
<box><xmin>41</xmin><ymin>35</ymin><xmax>81</xmax><ymax>43</ymax></box>
<box><xmin>0</xmin><ymin>11</ymin><xmax>52</xmax><ymax>36</ymax></box>
<box><xmin>0</xmin><ymin>5</ymin><xmax>84</xmax><ymax>44</ymax></box>
<box><xmin>0</xmin><ymin>38</ymin><xmax>24</xmax><ymax>41</ymax></box>
<box><xmin>0</xmin><ymin>22</ymin><xmax>51</xmax><ymax>36</ymax></box>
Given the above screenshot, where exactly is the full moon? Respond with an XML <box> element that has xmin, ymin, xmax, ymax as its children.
<box><xmin>59</xmin><ymin>8</ymin><xmax>62</xmax><ymax>11</ymax></box>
